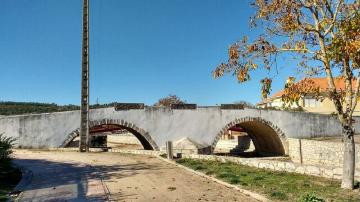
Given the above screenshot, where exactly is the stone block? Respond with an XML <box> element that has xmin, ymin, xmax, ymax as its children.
<box><xmin>284</xmin><ymin>162</ymin><xmax>296</xmax><ymax>171</ymax></box>
<box><xmin>295</xmin><ymin>166</ymin><xmax>306</xmax><ymax>174</ymax></box>
<box><xmin>333</xmin><ymin>167</ymin><xmax>343</xmax><ymax>176</ymax></box>
<box><xmin>322</xmin><ymin>168</ymin><xmax>334</xmax><ymax>178</ymax></box>
<box><xmin>306</xmin><ymin>165</ymin><xmax>321</xmax><ymax>175</ymax></box>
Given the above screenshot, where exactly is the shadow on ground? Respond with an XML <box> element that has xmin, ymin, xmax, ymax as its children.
<box><xmin>13</xmin><ymin>158</ymin><xmax>161</xmax><ymax>201</ymax></box>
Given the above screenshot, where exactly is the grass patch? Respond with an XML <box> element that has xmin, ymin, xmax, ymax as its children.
<box><xmin>271</xmin><ymin>191</ymin><xmax>288</xmax><ymax>200</ymax></box>
<box><xmin>176</xmin><ymin>158</ymin><xmax>360</xmax><ymax>201</ymax></box>
<box><xmin>0</xmin><ymin>160</ymin><xmax>21</xmax><ymax>202</ymax></box>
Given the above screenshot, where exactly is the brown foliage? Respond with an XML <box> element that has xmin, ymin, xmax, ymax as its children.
<box><xmin>212</xmin><ymin>0</ymin><xmax>360</xmax><ymax>123</ymax></box>
<box><xmin>212</xmin><ymin>0</ymin><xmax>360</xmax><ymax>188</ymax></box>
<box><xmin>282</xmin><ymin>78</ymin><xmax>320</xmax><ymax>107</ymax></box>
<box><xmin>328</xmin><ymin>12</ymin><xmax>360</xmax><ymax>68</ymax></box>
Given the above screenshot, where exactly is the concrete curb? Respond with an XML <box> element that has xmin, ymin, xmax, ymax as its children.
<box><xmin>156</xmin><ymin>156</ymin><xmax>271</xmax><ymax>202</ymax></box>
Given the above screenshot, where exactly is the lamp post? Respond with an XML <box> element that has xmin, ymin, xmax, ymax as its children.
<box><xmin>79</xmin><ymin>0</ymin><xmax>90</xmax><ymax>152</ymax></box>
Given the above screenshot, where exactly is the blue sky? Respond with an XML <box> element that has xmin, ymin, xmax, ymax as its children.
<box><xmin>0</xmin><ymin>0</ymin><xmax>298</xmax><ymax>105</ymax></box>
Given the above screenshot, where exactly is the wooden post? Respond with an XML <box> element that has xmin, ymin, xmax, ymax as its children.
<box><xmin>79</xmin><ymin>0</ymin><xmax>90</xmax><ymax>152</ymax></box>
<box><xmin>166</xmin><ymin>141</ymin><xmax>173</xmax><ymax>160</ymax></box>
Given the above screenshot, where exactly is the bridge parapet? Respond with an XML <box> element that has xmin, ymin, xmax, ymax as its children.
<box><xmin>1</xmin><ymin>106</ymin><xmax>359</xmax><ymax>154</ymax></box>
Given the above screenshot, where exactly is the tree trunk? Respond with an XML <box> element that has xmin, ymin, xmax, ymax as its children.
<box><xmin>341</xmin><ymin>125</ymin><xmax>355</xmax><ymax>189</ymax></box>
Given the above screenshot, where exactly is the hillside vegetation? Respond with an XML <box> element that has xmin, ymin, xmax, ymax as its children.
<box><xmin>0</xmin><ymin>101</ymin><xmax>117</xmax><ymax>116</ymax></box>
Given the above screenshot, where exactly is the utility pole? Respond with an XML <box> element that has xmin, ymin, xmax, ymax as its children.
<box><xmin>80</xmin><ymin>0</ymin><xmax>90</xmax><ymax>152</ymax></box>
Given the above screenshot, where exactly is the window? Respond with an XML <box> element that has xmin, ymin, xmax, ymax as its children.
<box><xmin>304</xmin><ymin>97</ymin><xmax>321</xmax><ymax>108</ymax></box>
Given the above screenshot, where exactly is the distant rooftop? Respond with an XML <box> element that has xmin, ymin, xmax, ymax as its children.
<box><xmin>258</xmin><ymin>77</ymin><xmax>357</xmax><ymax>105</ymax></box>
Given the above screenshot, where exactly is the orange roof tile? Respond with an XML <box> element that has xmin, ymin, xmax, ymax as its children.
<box><xmin>258</xmin><ymin>77</ymin><xmax>357</xmax><ymax>105</ymax></box>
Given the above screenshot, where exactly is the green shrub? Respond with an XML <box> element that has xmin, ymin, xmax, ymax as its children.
<box><xmin>0</xmin><ymin>134</ymin><xmax>16</xmax><ymax>160</ymax></box>
<box><xmin>299</xmin><ymin>193</ymin><xmax>325</xmax><ymax>202</ymax></box>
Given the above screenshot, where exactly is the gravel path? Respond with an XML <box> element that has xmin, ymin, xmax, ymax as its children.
<box><xmin>13</xmin><ymin>150</ymin><xmax>257</xmax><ymax>202</ymax></box>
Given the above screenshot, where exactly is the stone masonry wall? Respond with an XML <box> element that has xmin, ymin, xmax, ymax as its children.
<box><xmin>181</xmin><ymin>154</ymin><xmax>360</xmax><ymax>181</ymax></box>
<box><xmin>288</xmin><ymin>138</ymin><xmax>360</xmax><ymax>169</ymax></box>
<box><xmin>107</xmin><ymin>133</ymin><xmax>142</xmax><ymax>145</ymax></box>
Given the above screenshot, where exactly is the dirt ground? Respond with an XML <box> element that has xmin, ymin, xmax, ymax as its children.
<box><xmin>13</xmin><ymin>150</ymin><xmax>257</xmax><ymax>202</ymax></box>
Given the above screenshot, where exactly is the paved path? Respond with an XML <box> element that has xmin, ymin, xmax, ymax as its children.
<box><xmin>13</xmin><ymin>150</ymin><xmax>257</xmax><ymax>202</ymax></box>
<box><xmin>13</xmin><ymin>152</ymin><xmax>108</xmax><ymax>201</ymax></box>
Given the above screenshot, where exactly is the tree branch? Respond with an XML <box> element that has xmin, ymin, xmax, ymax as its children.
<box><xmin>311</xmin><ymin>6</ymin><xmax>346</xmax><ymax>124</ymax></box>
<box><xmin>295</xmin><ymin>10</ymin><xmax>319</xmax><ymax>33</ymax></box>
<box><xmin>350</xmin><ymin>72</ymin><xmax>360</xmax><ymax>119</ymax></box>
<box><xmin>277</xmin><ymin>48</ymin><xmax>315</xmax><ymax>54</ymax></box>
<box><xmin>299</xmin><ymin>0</ymin><xmax>312</xmax><ymax>9</ymax></box>
<box><xmin>324</xmin><ymin>0</ymin><xmax>343</xmax><ymax>36</ymax></box>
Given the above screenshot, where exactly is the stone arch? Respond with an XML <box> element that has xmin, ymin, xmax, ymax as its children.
<box><xmin>212</xmin><ymin>117</ymin><xmax>287</xmax><ymax>156</ymax></box>
<box><xmin>60</xmin><ymin>119</ymin><xmax>159</xmax><ymax>150</ymax></box>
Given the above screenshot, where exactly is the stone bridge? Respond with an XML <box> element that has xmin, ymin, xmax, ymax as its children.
<box><xmin>0</xmin><ymin>106</ymin><xmax>358</xmax><ymax>155</ymax></box>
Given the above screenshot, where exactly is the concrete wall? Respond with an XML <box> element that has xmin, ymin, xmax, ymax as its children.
<box><xmin>288</xmin><ymin>138</ymin><xmax>360</xmax><ymax>169</ymax></box>
<box><xmin>0</xmin><ymin>106</ymin><xmax>359</xmax><ymax>152</ymax></box>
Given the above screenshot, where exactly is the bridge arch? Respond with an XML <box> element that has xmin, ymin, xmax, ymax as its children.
<box><xmin>212</xmin><ymin>117</ymin><xmax>287</xmax><ymax>156</ymax></box>
<box><xmin>60</xmin><ymin>119</ymin><xmax>159</xmax><ymax>150</ymax></box>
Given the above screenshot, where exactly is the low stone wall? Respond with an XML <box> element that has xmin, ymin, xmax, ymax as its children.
<box><xmin>213</xmin><ymin>140</ymin><xmax>238</xmax><ymax>153</ymax></box>
<box><xmin>214</xmin><ymin>138</ymin><xmax>255</xmax><ymax>153</ymax></box>
<box><xmin>107</xmin><ymin>133</ymin><xmax>142</xmax><ymax>145</ymax></box>
<box><xmin>288</xmin><ymin>138</ymin><xmax>360</xmax><ymax>169</ymax></box>
<box><xmin>109</xmin><ymin>148</ymin><xmax>165</xmax><ymax>156</ymax></box>
<box><xmin>181</xmin><ymin>154</ymin><xmax>360</xmax><ymax>181</ymax></box>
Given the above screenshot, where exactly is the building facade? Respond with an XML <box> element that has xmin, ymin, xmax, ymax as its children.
<box><xmin>257</xmin><ymin>77</ymin><xmax>360</xmax><ymax>116</ymax></box>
